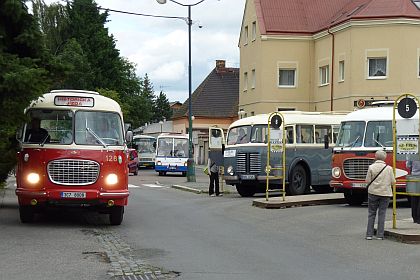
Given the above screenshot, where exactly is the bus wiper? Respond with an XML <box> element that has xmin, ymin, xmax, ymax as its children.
<box><xmin>345</xmin><ymin>136</ymin><xmax>360</xmax><ymax>148</ymax></box>
<box><xmin>374</xmin><ymin>139</ymin><xmax>385</xmax><ymax>148</ymax></box>
<box><xmin>39</xmin><ymin>134</ymin><xmax>50</xmax><ymax>147</ymax></box>
<box><xmin>86</xmin><ymin>127</ymin><xmax>107</xmax><ymax>148</ymax></box>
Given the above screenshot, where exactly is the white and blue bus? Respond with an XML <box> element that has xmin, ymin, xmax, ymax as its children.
<box><xmin>155</xmin><ymin>133</ymin><xmax>188</xmax><ymax>176</ymax></box>
<box><xmin>219</xmin><ymin>111</ymin><xmax>347</xmax><ymax>197</ymax></box>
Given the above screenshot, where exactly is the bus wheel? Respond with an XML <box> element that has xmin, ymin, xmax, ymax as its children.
<box><xmin>344</xmin><ymin>192</ymin><xmax>365</xmax><ymax>206</ymax></box>
<box><xmin>288</xmin><ymin>165</ymin><xmax>309</xmax><ymax>195</ymax></box>
<box><xmin>19</xmin><ymin>206</ymin><xmax>35</xmax><ymax>223</ymax></box>
<box><xmin>312</xmin><ymin>185</ymin><xmax>333</xmax><ymax>193</ymax></box>
<box><xmin>109</xmin><ymin>206</ymin><xmax>124</xmax><ymax>225</ymax></box>
<box><xmin>236</xmin><ymin>184</ymin><xmax>256</xmax><ymax>197</ymax></box>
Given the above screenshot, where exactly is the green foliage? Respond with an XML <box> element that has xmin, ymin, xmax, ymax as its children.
<box><xmin>0</xmin><ymin>0</ymin><xmax>50</xmax><ymax>182</ymax></box>
<box><xmin>154</xmin><ymin>91</ymin><xmax>172</xmax><ymax>122</ymax></box>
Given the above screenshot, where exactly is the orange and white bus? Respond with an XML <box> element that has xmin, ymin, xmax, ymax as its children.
<box><xmin>330</xmin><ymin>104</ymin><xmax>417</xmax><ymax>205</ymax></box>
<box><xmin>15</xmin><ymin>90</ymin><xmax>132</xmax><ymax>225</ymax></box>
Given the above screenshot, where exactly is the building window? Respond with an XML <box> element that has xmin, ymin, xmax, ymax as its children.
<box><xmin>278</xmin><ymin>69</ymin><xmax>296</xmax><ymax>87</ymax></box>
<box><xmin>319</xmin><ymin>65</ymin><xmax>329</xmax><ymax>86</ymax></box>
<box><xmin>251</xmin><ymin>21</ymin><xmax>256</xmax><ymax>41</ymax></box>
<box><xmin>251</xmin><ymin>111</ymin><xmax>255</xmax><ymax>116</ymax></box>
<box><xmin>251</xmin><ymin>69</ymin><xmax>256</xmax><ymax>89</ymax></box>
<box><xmin>339</xmin><ymin>60</ymin><xmax>345</xmax><ymax>82</ymax></box>
<box><xmin>243</xmin><ymin>26</ymin><xmax>248</xmax><ymax>45</ymax></box>
<box><xmin>368</xmin><ymin>57</ymin><xmax>387</xmax><ymax>78</ymax></box>
<box><xmin>243</xmin><ymin>72</ymin><xmax>248</xmax><ymax>91</ymax></box>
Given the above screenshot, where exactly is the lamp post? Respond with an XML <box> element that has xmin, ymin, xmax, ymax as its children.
<box><xmin>157</xmin><ymin>0</ymin><xmax>205</xmax><ymax>182</ymax></box>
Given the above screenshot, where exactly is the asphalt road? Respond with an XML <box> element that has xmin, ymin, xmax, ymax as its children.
<box><xmin>0</xmin><ymin>169</ymin><xmax>418</xmax><ymax>280</ymax></box>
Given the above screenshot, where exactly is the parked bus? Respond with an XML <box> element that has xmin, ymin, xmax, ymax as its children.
<box><xmin>15</xmin><ymin>90</ymin><xmax>131</xmax><ymax>225</ymax></box>
<box><xmin>222</xmin><ymin>111</ymin><xmax>347</xmax><ymax>197</ymax></box>
<box><xmin>133</xmin><ymin>135</ymin><xmax>156</xmax><ymax>168</ymax></box>
<box><xmin>330</xmin><ymin>104</ymin><xmax>417</xmax><ymax>205</ymax></box>
<box><xmin>155</xmin><ymin>133</ymin><xmax>188</xmax><ymax>176</ymax></box>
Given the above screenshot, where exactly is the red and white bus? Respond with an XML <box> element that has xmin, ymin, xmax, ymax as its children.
<box><xmin>330</xmin><ymin>104</ymin><xmax>417</xmax><ymax>205</ymax></box>
<box><xmin>15</xmin><ymin>90</ymin><xmax>132</xmax><ymax>225</ymax></box>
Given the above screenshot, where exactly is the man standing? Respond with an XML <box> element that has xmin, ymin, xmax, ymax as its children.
<box><xmin>208</xmin><ymin>155</ymin><xmax>220</xmax><ymax>197</ymax></box>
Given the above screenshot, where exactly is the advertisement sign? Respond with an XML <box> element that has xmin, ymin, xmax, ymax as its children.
<box><xmin>397</xmin><ymin>136</ymin><xmax>418</xmax><ymax>154</ymax></box>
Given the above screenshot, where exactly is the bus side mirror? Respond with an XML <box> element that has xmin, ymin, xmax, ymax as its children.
<box><xmin>126</xmin><ymin>130</ymin><xmax>133</xmax><ymax>142</ymax></box>
<box><xmin>324</xmin><ymin>135</ymin><xmax>329</xmax><ymax>149</ymax></box>
<box><xmin>222</xmin><ymin>143</ymin><xmax>225</xmax><ymax>154</ymax></box>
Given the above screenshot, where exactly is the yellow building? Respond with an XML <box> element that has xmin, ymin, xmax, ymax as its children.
<box><xmin>239</xmin><ymin>0</ymin><xmax>420</xmax><ymax>116</ymax></box>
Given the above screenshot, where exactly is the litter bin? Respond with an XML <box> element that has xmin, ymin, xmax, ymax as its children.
<box><xmin>406</xmin><ymin>175</ymin><xmax>420</xmax><ymax>193</ymax></box>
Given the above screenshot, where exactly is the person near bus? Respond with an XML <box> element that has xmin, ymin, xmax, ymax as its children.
<box><xmin>207</xmin><ymin>155</ymin><xmax>220</xmax><ymax>197</ymax></box>
<box><xmin>24</xmin><ymin>117</ymin><xmax>49</xmax><ymax>143</ymax></box>
<box><xmin>365</xmin><ymin>150</ymin><xmax>395</xmax><ymax>240</ymax></box>
<box><xmin>406</xmin><ymin>159</ymin><xmax>420</xmax><ymax>224</ymax></box>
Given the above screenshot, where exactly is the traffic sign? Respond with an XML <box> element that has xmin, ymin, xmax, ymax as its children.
<box><xmin>398</xmin><ymin>97</ymin><xmax>417</xmax><ymax>119</ymax></box>
<box><xmin>356</xmin><ymin>99</ymin><xmax>365</xmax><ymax>109</ymax></box>
<box><xmin>270</xmin><ymin>115</ymin><xmax>282</xmax><ymax>129</ymax></box>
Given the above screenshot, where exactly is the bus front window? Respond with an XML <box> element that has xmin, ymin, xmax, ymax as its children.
<box><xmin>135</xmin><ymin>139</ymin><xmax>156</xmax><ymax>153</ymax></box>
<box><xmin>158</xmin><ymin>138</ymin><xmax>173</xmax><ymax>156</ymax></box>
<box><xmin>336</xmin><ymin>121</ymin><xmax>365</xmax><ymax>147</ymax></box>
<box><xmin>24</xmin><ymin>109</ymin><xmax>73</xmax><ymax>144</ymax></box>
<box><xmin>174</xmin><ymin>139</ymin><xmax>188</xmax><ymax>157</ymax></box>
<box><xmin>227</xmin><ymin>126</ymin><xmax>252</xmax><ymax>145</ymax></box>
<box><xmin>364</xmin><ymin>121</ymin><xmax>393</xmax><ymax>147</ymax></box>
<box><xmin>250</xmin><ymin>125</ymin><xmax>268</xmax><ymax>143</ymax></box>
<box><xmin>75</xmin><ymin>111</ymin><xmax>123</xmax><ymax>145</ymax></box>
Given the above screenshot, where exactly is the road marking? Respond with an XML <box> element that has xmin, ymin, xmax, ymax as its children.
<box><xmin>142</xmin><ymin>184</ymin><xmax>167</xmax><ymax>188</ymax></box>
<box><xmin>128</xmin><ymin>184</ymin><xmax>141</xmax><ymax>188</ymax></box>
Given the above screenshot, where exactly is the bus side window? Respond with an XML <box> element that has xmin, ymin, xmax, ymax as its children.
<box><xmin>286</xmin><ymin>126</ymin><xmax>294</xmax><ymax>143</ymax></box>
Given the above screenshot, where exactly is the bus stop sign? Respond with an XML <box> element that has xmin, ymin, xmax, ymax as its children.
<box><xmin>398</xmin><ymin>97</ymin><xmax>417</xmax><ymax>119</ymax></box>
<box><xmin>271</xmin><ymin>115</ymin><xmax>282</xmax><ymax>129</ymax></box>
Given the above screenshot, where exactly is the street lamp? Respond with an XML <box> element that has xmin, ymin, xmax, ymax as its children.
<box><xmin>157</xmin><ymin>0</ymin><xmax>206</xmax><ymax>182</ymax></box>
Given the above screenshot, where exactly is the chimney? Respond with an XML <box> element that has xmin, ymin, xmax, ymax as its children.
<box><xmin>216</xmin><ymin>60</ymin><xmax>226</xmax><ymax>73</ymax></box>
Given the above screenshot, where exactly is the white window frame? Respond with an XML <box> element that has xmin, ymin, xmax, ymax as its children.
<box><xmin>278</xmin><ymin>68</ymin><xmax>296</xmax><ymax>88</ymax></box>
<box><xmin>243</xmin><ymin>72</ymin><xmax>248</xmax><ymax>92</ymax></box>
<box><xmin>251</xmin><ymin>21</ymin><xmax>257</xmax><ymax>41</ymax></box>
<box><xmin>319</xmin><ymin>65</ymin><xmax>329</xmax><ymax>86</ymax></box>
<box><xmin>251</xmin><ymin>69</ymin><xmax>256</xmax><ymax>89</ymax></box>
<box><xmin>339</xmin><ymin>60</ymin><xmax>345</xmax><ymax>82</ymax></box>
<box><xmin>367</xmin><ymin>57</ymin><xmax>387</xmax><ymax>79</ymax></box>
<box><xmin>243</xmin><ymin>26</ymin><xmax>248</xmax><ymax>45</ymax></box>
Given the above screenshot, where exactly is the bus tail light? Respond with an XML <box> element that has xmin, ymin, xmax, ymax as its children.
<box><xmin>332</xmin><ymin>167</ymin><xmax>341</xmax><ymax>178</ymax></box>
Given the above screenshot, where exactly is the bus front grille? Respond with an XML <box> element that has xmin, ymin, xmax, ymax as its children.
<box><xmin>236</xmin><ymin>152</ymin><xmax>261</xmax><ymax>173</ymax></box>
<box><xmin>343</xmin><ymin>158</ymin><xmax>374</xmax><ymax>180</ymax></box>
<box><xmin>47</xmin><ymin>159</ymin><xmax>100</xmax><ymax>185</ymax></box>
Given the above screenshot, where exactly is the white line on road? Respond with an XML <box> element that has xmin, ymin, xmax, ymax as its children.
<box><xmin>128</xmin><ymin>184</ymin><xmax>168</xmax><ymax>189</ymax></box>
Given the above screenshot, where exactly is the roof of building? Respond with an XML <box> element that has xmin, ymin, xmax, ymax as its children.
<box><xmin>172</xmin><ymin>64</ymin><xmax>239</xmax><ymax>119</ymax></box>
<box><xmin>253</xmin><ymin>0</ymin><xmax>420</xmax><ymax>35</ymax></box>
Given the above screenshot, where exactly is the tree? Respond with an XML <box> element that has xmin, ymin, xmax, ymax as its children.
<box><xmin>0</xmin><ymin>0</ymin><xmax>50</xmax><ymax>183</ymax></box>
<box><xmin>153</xmin><ymin>91</ymin><xmax>172</xmax><ymax>122</ymax></box>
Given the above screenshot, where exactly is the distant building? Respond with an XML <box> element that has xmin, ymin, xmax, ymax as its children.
<box><xmin>240</xmin><ymin>0</ymin><xmax>420</xmax><ymax>115</ymax></box>
<box><xmin>172</xmin><ymin>60</ymin><xmax>239</xmax><ymax>164</ymax></box>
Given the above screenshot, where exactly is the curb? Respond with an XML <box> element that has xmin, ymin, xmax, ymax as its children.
<box><xmin>252</xmin><ymin>193</ymin><xmax>346</xmax><ymax>209</ymax></box>
<box><xmin>384</xmin><ymin>219</ymin><xmax>420</xmax><ymax>244</ymax></box>
<box><xmin>171</xmin><ymin>185</ymin><xmax>202</xmax><ymax>194</ymax></box>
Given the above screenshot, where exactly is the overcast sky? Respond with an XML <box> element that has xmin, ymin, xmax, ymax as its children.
<box><xmin>43</xmin><ymin>0</ymin><xmax>246</xmax><ymax>102</ymax></box>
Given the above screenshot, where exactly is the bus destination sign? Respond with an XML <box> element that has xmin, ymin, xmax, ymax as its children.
<box><xmin>54</xmin><ymin>96</ymin><xmax>94</xmax><ymax>107</ymax></box>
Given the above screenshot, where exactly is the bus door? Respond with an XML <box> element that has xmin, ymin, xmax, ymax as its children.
<box><xmin>208</xmin><ymin>127</ymin><xmax>225</xmax><ymax>167</ymax></box>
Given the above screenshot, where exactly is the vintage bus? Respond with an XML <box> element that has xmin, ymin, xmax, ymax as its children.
<box><xmin>15</xmin><ymin>90</ymin><xmax>131</xmax><ymax>225</ymax></box>
<box><xmin>222</xmin><ymin>111</ymin><xmax>347</xmax><ymax>197</ymax></box>
<box><xmin>154</xmin><ymin>133</ymin><xmax>188</xmax><ymax>176</ymax></box>
<box><xmin>330</xmin><ymin>104</ymin><xmax>417</xmax><ymax>205</ymax></box>
<box><xmin>133</xmin><ymin>135</ymin><xmax>156</xmax><ymax>168</ymax></box>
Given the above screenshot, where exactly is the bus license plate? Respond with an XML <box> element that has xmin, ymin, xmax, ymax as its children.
<box><xmin>352</xmin><ymin>183</ymin><xmax>367</xmax><ymax>188</ymax></box>
<box><xmin>61</xmin><ymin>192</ymin><xmax>86</xmax><ymax>198</ymax></box>
<box><xmin>241</xmin><ymin>174</ymin><xmax>255</xmax><ymax>180</ymax></box>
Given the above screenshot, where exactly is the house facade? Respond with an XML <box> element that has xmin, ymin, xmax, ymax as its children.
<box><xmin>239</xmin><ymin>0</ymin><xmax>420</xmax><ymax>116</ymax></box>
<box><xmin>172</xmin><ymin>60</ymin><xmax>239</xmax><ymax>164</ymax></box>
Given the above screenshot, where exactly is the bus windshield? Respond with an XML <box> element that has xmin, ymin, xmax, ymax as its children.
<box><xmin>75</xmin><ymin>111</ymin><xmax>124</xmax><ymax>146</ymax></box>
<box><xmin>336</xmin><ymin>121</ymin><xmax>365</xmax><ymax>147</ymax></box>
<box><xmin>157</xmin><ymin>137</ymin><xmax>188</xmax><ymax>157</ymax></box>
<box><xmin>24</xmin><ymin>109</ymin><xmax>73</xmax><ymax>145</ymax></box>
<box><xmin>227</xmin><ymin>125</ymin><xmax>252</xmax><ymax>145</ymax></box>
<box><xmin>134</xmin><ymin>138</ymin><xmax>156</xmax><ymax>153</ymax></box>
<box><xmin>364</xmin><ymin>120</ymin><xmax>393</xmax><ymax>147</ymax></box>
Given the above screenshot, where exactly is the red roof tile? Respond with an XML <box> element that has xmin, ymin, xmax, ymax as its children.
<box><xmin>254</xmin><ymin>0</ymin><xmax>420</xmax><ymax>35</ymax></box>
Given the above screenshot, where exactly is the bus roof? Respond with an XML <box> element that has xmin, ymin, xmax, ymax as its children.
<box><xmin>230</xmin><ymin>111</ymin><xmax>349</xmax><ymax>128</ymax></box>
<box><xmin>26</xmin><ymin>90</ymin><xmax>122</xmax><ymax>114</ymax></box>
<box><xmin>157</xmin><ymin>133</ymin><xmax>188</xmax><ymax>139</ymax></box>
<box><xmin>343</xmin><ymin>106</ymin><xmax>419</xmax><ymax>121</ymax></box>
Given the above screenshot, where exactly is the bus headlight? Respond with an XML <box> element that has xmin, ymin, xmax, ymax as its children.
<box><xmin>227</xmin><ymin>166</ymin><xmax>234</xmax><ymax>175</ymax></box>
<box><xmin>332</xmin><ymin>167</ymin><xmax>341</xmax><ymax>178</ymax></box>
<box><xmin>27</xmin><ymin>173</ymin><xmax>40</xmax><ymax>184</ymax></box>
<box><xmin>156</xmin><ymin>161</ymin><xmax>162</xmax><ymax>166</ymax></box>
<box><xmin>105</xmin><ymin>174</ymin><xmax>118</xmax><ymax>185</ymax></box>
